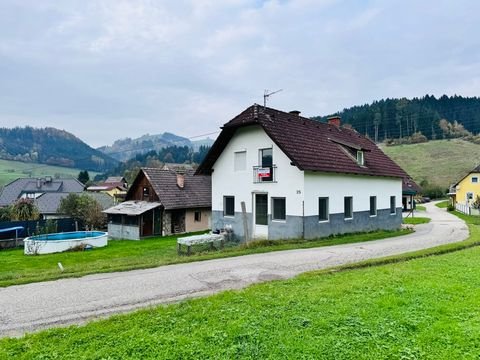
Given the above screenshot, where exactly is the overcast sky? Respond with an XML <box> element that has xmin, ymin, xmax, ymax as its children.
<box><xmin>1</xmin><ymin>0</ymin><xmax>479</xmax><ymax>147</ymax></box>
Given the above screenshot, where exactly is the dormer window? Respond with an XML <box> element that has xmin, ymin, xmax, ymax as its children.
<box><xmin>356</xmin><ymin>151</ymin><xmax>364</xmax><ymax>166</ymax></box>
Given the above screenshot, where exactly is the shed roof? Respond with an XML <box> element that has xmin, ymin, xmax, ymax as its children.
<box><xmin>103</xmin><ymin>200</ymin><xmax>162</xmax><ymax>216</ymax></box>
<box><xmin>196</xmin><ymin>104</ymin><xmax>410</xmax><ymax>179</ymax></box>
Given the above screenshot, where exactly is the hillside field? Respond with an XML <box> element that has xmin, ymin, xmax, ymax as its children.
<box><xmin>0</xmin><ymin>159</ymin><xmax>100</xmax><ymax>188</ymax></box>
<box><xmin>380</xmin><ymin>139</ymin><xmax>480</xmax><ymax>188</ymax></box>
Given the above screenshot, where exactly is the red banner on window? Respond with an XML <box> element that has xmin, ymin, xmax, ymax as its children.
<box><xmin>258</xmin><ymin>168</ymin><xmax>271</xmax><ymax>177</ymax></box>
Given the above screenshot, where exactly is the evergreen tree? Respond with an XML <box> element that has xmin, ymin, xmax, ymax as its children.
<box><xmin>312</xmin><ymin>94</ymin><xmax>480</xmax><ymax>143</ymax></box>
<box><xmin>77</xmin><ymin>170</ymin><xmax>90</xmax><ymax>184</ymax></box>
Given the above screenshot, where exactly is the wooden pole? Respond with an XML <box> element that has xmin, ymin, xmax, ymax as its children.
<box><xmin>241</xmin><ymin>201</ymin><xmax>249</xmax><ymax>244</ymax></box>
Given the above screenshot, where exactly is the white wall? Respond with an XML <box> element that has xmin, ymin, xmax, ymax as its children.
<box><xmin>304</xmin><ymin>172</ymin><xmax>402</xmax><ymax>216</ymax></box>
<box><xmin>212</xmin><ymin>125</ymin><xmax>305</xmax><ymax>216</ymax></box>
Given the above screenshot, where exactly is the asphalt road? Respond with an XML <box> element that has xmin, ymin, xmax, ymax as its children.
<box><xmin>0</xmin><ymin>201</ymin><xmax>469</xmax><ymax>337</ymax></box>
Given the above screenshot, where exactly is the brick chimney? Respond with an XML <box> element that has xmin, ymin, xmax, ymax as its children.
<box><xmin>176</xmin><ymin>174</ymin><xmax>185</xmax><ymax>189</ymax></box>
<box><xmin>327</xmin><ymin>115</ymin><xmax>341</xmax><ymax>127</ymax></box>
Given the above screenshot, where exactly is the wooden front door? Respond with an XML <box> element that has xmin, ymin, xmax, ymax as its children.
<box><xmin>141</xmin><ymin>210</ymin><xmax>153</xmax><ymax>237</ymax></box>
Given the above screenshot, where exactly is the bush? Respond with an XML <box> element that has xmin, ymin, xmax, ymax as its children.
<box><xmin>58</xmin><ymin>194</ymin><xmax>106</xmax><ymax>230</ymax></box>
<box><xmin>11</xmin><ymin>199</ymin><xmax>40</xmax><ymax>221</ymax></box>
<box><xmin>421</xmin><ymin>186</ymin><xmax>446</xmax><ymax>199</ymax></box>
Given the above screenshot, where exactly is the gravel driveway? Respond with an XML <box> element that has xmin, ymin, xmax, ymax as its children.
<box><xmin>0</xmin><ymin>201</ymin><xmax>468</xmax><ymax>337</ymax></box>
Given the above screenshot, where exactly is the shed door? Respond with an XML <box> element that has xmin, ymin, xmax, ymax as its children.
<box><xmin>141</xmin><ymin>211</ymin><xmax>153</xmax><ymax>237</ymax></box>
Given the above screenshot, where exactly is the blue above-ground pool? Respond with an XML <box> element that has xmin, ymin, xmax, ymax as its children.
<box><xmin>24</xmin><ymin>231</ymin><xmax>108</xmax><ymax>255</ymax></box>
<box><xmin>28</xmin><ymin>231</ymin><xmax>106</xmax><ymax>241</ymax></box>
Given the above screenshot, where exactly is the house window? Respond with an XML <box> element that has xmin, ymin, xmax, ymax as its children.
<box><xmin>473</xmin><ymin>177</ymin><xmax>478</xmax><ymax>183</ymax></box>
<box><xmin>234</xmin><ymin>151</ymin><xmax>247</xmax><ymax>172</ymax></box>
<box><xmin>357</xmin><ymin>151</ymin><xmax>364</xmax><ymax>166</ymax></box>
<box><xmin>344</xmin><ymin>196</ymin><xmax>353</xmax><ymax>219</ymax></box>
<box><xmin>390</xmin><ymin>196</ymin><xmax>396</xmax><ymax>214</ymax></box>
<box><xmin>259</xmin><ymin>148</ymin><xmax>273</xmax><ymax>182</ymax></box>
<box><xmin>143</xmin><ymin>187</ymin><xmax>150</xmax><ymax>200</ymax></box>
<box><xmin>319</xmin><ymin>197</ymin><xmax>329</xmax><ymax>222</ymax></box>
<box><xmin>224</xmin><ymin>196</ymin><xmax>235</xmax><ymax>217</ymax></box>
<box><xmin>467</xmin><ymin>192</ymin><xmax>474</xmax><ymax>200</ymax></box>
<box><xmin>370</xmin><ymin>196</ymin><xmax>377</xmax><ymax>216</ymax></box>
<box><xmin>194</xmin><ymin>210</ymin><xmax>201</xmax><ymax>222</ymax></box>
<box><xmin>272</xmin><ymin>197</ymin><xmax>286</xmax><ymax>221</ymax></box>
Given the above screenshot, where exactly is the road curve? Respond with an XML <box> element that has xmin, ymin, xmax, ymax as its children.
<box><xmin>0</xmin><ymin>201</ymin><xmax>468</xmax><ymax>337</ymax></box>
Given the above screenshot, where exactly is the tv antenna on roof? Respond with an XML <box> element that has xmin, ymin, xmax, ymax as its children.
<box><xmin>263</xmin><ymin>89</ymin><xmax>283</xmax><ymax>108</ymax></box>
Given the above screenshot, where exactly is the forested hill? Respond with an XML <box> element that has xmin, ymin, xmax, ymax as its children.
<box><xmin>312</xmin><ymin>95</ymin><xmax>480</xmax><ymax>142</ymax></box>
<box><xmin>0</xmin><ymin>127</ymin><xmax>118</xmax><ymax>172</ymax></box>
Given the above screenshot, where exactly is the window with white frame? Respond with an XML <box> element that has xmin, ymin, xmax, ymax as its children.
<box><xmin>234</xmin><ymin>151</ymin><xmax>247</xmax><ymax>171</ymax></box>
<box><xmin>356</xmin><ymin>150</ymin><xmax>364</xmax><ymax>166</ymax></box>
<box><xmin>319</xmin><ymin>197</ymin><xmax>329</xmax><ymax>221</ymax></box>
<box><xmin>272</xmin><ymin>198</ymin><xmax>286</xmax><ymax>221</ymax></box>
<box><xmin>344</xmin><ymin>197</ymin><xmax>353</xmax><ymax>219</ymax></box>
<box><xmin>472</xmin><ymin>177</ymin><xmax>478</xmax><ymax>183</ymax></box>
<box><xmin>390</xmin><ymin>196</ymin><xmax>396</xmax><ymax>214</ymax></box>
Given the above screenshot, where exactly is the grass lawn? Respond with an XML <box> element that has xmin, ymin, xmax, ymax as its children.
<box><xmin>403</xmin><ymin>217</ymin><xmax>431</xmax><ymax>225</ymax></box>
<box><xmin>0</xmin><ymin>229</ymin><xmax>410</xmax><ymax>288</ymax></box>
<box><xmin>415</xmin><ymin>205</ymin><xmax>426</xmax><ymax>211</ymax></box>
<box><xmin>436</xmin><ymin>200</ymin><xmax>449</xmax><ymax>208</ymax></box>
<box><xmin>1</xmin><ymin>213</ymin><xmax>479</xmax><ymax>359</ymax></box>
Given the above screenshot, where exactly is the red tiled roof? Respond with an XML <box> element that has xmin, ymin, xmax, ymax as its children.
<box><xmin>197</xmin><ymin>104</ymin><xmax>411</xmax><ymax>179</ymax></box>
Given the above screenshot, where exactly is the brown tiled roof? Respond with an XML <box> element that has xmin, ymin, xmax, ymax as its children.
<box><xmin>402</xmin><ymin>177</ymin><xmax>421</xmax><ymax>194</ymax></box>
<box><xmin>141</xmin><ymin>168</ymin><xmax>211</xmax><ymax>210</ymax></box>
<box><xmin>197</xmin><ymin>104</ymin><xmax>410</xmax><ymax>179</ymax></box>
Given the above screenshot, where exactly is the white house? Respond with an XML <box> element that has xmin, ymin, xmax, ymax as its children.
<box><xmin>196</xmin><ymin>104</ymin><xmax>412</xmax><ymax>241</ymax></box>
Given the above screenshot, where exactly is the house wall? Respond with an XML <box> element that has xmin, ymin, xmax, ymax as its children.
<box><xmin>455</xmin><ymin>172</ymin><xmax>480</xmax><ymax>206</ymax></box>
<box><xmin>211</xmin><ymin>125</ymin><xmax>305</xmax><ymax>240</ymax></box>
<box><xmin>303</xmin><ymin>172</ymin><xmax>401</xmax><ymax>214</ymax></box>
<box><xmin>211</xmin><ymin>125</ymin><xmax>403</xmax><ymax>241</ymax></box>
<box><xmin>185</xmin><ymin>208</ymin><xmax>211</xmax><ymax>232</ymax></box>
<box><xmin>162</xmin><ymin>211</ymin><xmax>172</xmax><ymax>236</ymax></box>
<box><xmin>108</xmin><ymin>224</ymin><xmax>140</xmax><ymax>240</ymax></box>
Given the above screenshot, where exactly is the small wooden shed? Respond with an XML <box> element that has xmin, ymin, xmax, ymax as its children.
<box><xmin>104</xmin><ymin>168</ymin><xmax>211</xmax><ymax>240</ymax></box>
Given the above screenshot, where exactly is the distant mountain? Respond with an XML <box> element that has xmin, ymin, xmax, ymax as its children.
<box><xmin>191</xmin><ymin>137</ymin><xmax>215</xmax><ymax>151</ymax></box>
<box><xmin>0</xmin><ymin>127</ymin><xmax>118</xmax><ymax>172</ymax></box>
<box><xmin>98</xmin><ymin>132</ymin><xmax>193</xmax><ymax>161</ymax></box>
<box><xmin>313</xmin><ymin>94</ymin><xmax>480</xmax><ymax>143</ymax></box>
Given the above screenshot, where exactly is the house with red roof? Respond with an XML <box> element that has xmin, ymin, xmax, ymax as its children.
<box><xmin>196</xmin><ymin>104</ymin><xmax>414</xmax><ymax>241</ymax></box>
